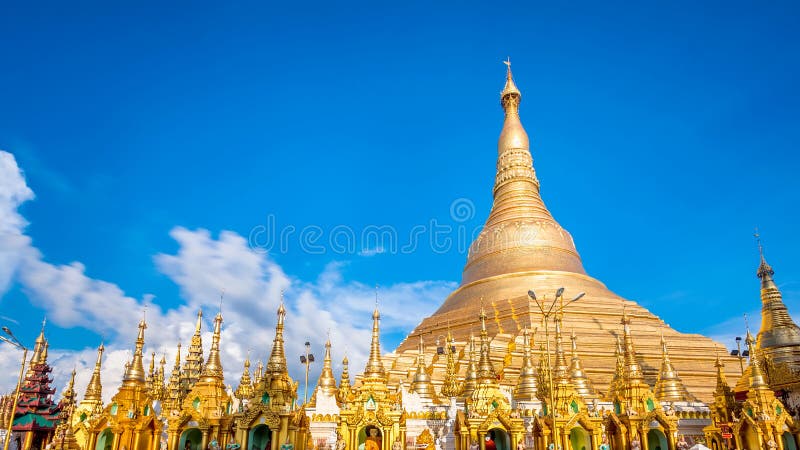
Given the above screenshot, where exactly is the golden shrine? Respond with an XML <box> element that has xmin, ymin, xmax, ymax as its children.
<box><xmin>2</xmin><ymin>62</ymin><xmax>800</xmax><ymax>450</ymax></box>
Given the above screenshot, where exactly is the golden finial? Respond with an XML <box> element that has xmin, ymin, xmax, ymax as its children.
<box><xmin>755</xmin><ymin>229</ymin><xmax>775</xmax><ymax>280</ymax></box>
<box><xmin>501</xmin><ymin>57</ymin><xmax>521</xmax><ymax>100</ymax></box>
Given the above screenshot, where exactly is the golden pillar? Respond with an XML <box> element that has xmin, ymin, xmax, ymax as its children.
<box><xmin>237</xmin><ymin>427</ymin><xmax>247</xmax><ymax>450</ymax></box>
<box><xmin>88</xmin><ymin>431</ymin><xmax>98</xmax><ymax>450</ymax></box>
<box><xmin>111</xmin><ymin>431</ymin><xmax>120</xmax><ymax>450</ymax></box>
<box><xmin>200</xmin><ymin>430</ymin><xmax>209</xmax><ymax>450</ymax></box>
<box><xmin>591</xmin><ymin>429</ymin><xmax>601</xmax><ymax>450</ymax></box>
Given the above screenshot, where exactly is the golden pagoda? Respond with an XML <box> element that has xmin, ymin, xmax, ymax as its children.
<box><xmin>50</xmin><ymin>61</ymin><xmax>800</xmax><ymax>450</ymax></box>
<box><xmin>386</xmin><ymin>61</ymin><xmax>742</xmax><ymax>405</ymax></box>
<box><xmin>181</xmin><ymin>310</ymin><xmax>205</xmax><ymax>396</ymax></box>
<box><xmin>83</xmin><ymin>316</ymin><xmax>163</xmax><ymax>450</ymax></box>
<box><xmin>231</xmin><ymin>302</ymin><xmax>306</xmax><ymax>450</ymax></box>
<box><xmin>166</xmin><ymin>311</ymin><xmax>233</xmax><ymax>450</ymax></box>
<box><xmin>71</xmin><ymin>343</ymin><xmax>105</xmax><ymax>447</ymax></box>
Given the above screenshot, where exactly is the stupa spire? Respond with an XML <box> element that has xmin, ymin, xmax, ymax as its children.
<box><xmin>28</xmin><ymin>318</ymin><xmax>47</xmax><ymax>371</ymax></box>
<box><xmin>362</xmin><ymin>292</ymin><xmax>386</xmax><ymax>381</ymax></box>
<box><xmin>754</xmin><ymin>233</ymin><xmax>800</xmax><ymax>365</ymax></box>
<box><xmin>266</xmin><ymin>297</ymin><xmax>288</xmax><ymax>375</ymax></box>
<box><xmin>514</xmin><ymin>328</ymin><xmax>538</xmax><ymax>402</ymax></box>
<box><xmin>621</xmin><ymin>309</ymin><xmax>644</xmax><ymax>384</ymax></box>
<box><xmin>476</xmin><ymin>307</ymin><xmax>498</xmax><ymax>384</ymax></box>
<box><xmin>462</xmin><ymin>333</ymin><xmax>479</xmax><ymax>397</ymax></box>
<box><xmin>552</xmin><ymin>315</ymin><xmax>570</xmax><ymax>383</ymax></box>
<box><xmin>234</xmin><ymin>355</ymin><xmax>254</xmax><ymax>401</ymax></box>
<box><xmin>608</xmin><ymin>336</ymin><xmax>625</xmax><ymax>399</ymax></box>
<box><xmin>165</xmin><ymin>342</ymin><xmax>183</xmax><ymax>411</ymax></box>
<box><xmin>654</xmin><ymin>332</ymin><xmax>691</xmax><ymax>402</ymax></box>
<box><xmin>82</xmin><ymin>343</ymin><xmax>104</xmax><ymax>405</ymax></box>
<box><xmin>336</xmin><ymin>355</ymin><xmax>352</xmax><ymax>404</ymax></box>
<box><xmin>440</xmin><ymin>330</ymin><xmax>463</xmax><ymax>398</ymax></box>
<box><xmin>123</xmin><ymin>315</ymin><xmax>147</xmax><ymax>385</ymax></box>
<box><xmin>569</xmin><ymin>330</ymin><xmax>597</xmax><ymax>401</ymax></box>
<box><xmin>200</xmin><ymin>312</ymin><xmax>224</xmax><ymax>382</ymax></box>
<box><xmin>745</xmin><ymin>330</ymin><xmax>768</xmax><ymax>388</ymax></box>
<box><xmin>182</xmin><ymin>308</ymin><xmax>205</xmax><ymax>388</ymax></box>
<box><xmin>459</xmin><ymin>61</ymin><xmax>585</xmax><ymax>287</ymax></box>
<box><xmin>314</xmin><ymin>337</ymin><xmax>338</xmax><ymax>398</ymax></box>
<box><xmin>411</xmin><ymin>335</ymin><xmax>432</xmax><ymax>397</ymax></box>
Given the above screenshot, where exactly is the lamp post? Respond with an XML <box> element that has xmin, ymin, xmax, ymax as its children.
<box><xmin>1</xmin><ymin>326</ymin><xmax>28</xmax><ymax>450</ymax></box>
<box><xmin>299</xmin><ymin>342</ymin><xmax>315</xmax><ymax>404</ymax></box>
<box><xmin>528</xmin><ymin>288</ymin><xmax>584</xmax><ymax>450</ymax></box>
<box><xmin>730</xmin><ymin>336</ymin><xmax>748</xmax><ymax>375</ymax></box>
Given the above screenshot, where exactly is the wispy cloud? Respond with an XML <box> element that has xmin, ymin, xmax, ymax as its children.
<box><xmin>0</xmin><ymin>150</ymin><xmax>456</xmax><ymax>402</ymax></box>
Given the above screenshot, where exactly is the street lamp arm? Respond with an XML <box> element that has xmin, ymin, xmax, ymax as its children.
<box><xmin>545</xmin><ymin>295</ymin><xmax>561</xmax><ymax>317</ymax></box>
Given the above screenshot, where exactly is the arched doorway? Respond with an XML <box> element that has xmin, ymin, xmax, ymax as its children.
<box><xmin>569</xmin><ymin>427</ymin><xmax>591</xmax><ymax>450</ymax></box>
<box><xmin>137</xmin><ymin>421</ymin><xmax>155</xmax><ymax>450</ymax></box>
<box><xmin>249</xmin><ymin>425</ymin><xmax>272</xmax><ymax>450</ymax></box>
<box><xmin>783</xmin><ymin>432</ymin><xmax>798</xmax><ymax>450</ymax></box>
<box><xmin>605</xmin><ymin>418</ymin><xmax>623</xmax><ymax>450</ymax></box>
<box><xmin>647</xmin><ymin>430</ymin><xmax>667</xmax><ymax>450</ymax></box>
<box><xmin>95</xmin><ymin>429</ymin><xmax>113</xmax><ymax>450</ymax></box>
<box><xmin>486</xmin><ymin>428</ymin><xmax>510</xmax><ymax>450</ymax></box>
<box><xmin>358</xmin><ymin>426</ymin><xmax>382</xmax><ymax>450</ymax></box>
<box><xmin>739</xmin><ymin>422</ymin><xmax>759</xmax><ymax>450</ymax></box>
<box><xmin>180</xmin><ymin>429</ymin><xmax>202</xmax><ymax>450</ymax></box>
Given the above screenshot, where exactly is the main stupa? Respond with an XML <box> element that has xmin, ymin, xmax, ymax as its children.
<box><xmin>384</xmin><ymin>63</ymin><xmax>741</xmax><ymax>403</ymax></box>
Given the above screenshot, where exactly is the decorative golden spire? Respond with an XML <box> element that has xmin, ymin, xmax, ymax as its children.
<box><xmin>152</xmin><ymin>353</ymin><xmax>166</xmax><ymax>401</ymax></box>
<box><xmin>200</xmin><ymin>312</ymin><xmax>224</xmax><ymax>382</ymax></box>
<box><xmin>262</xmin><ymin>296</ymin><xmax>296</xmax><ymax>408</ymax></box>
<box><xmin>754</xmin><ymin>234</ymin><xmax>800</xmax><ymax>366</ymax></box>
<box><xmin>254</xmin><ymin>360</ymin><xmax>264</xmax><ymax>385</ymax></box>
<box><xmin>568</xmin><ymin>330</ymin><xmax>597</xmax><ymax>401</ymax></box>
<box><xmin>513</xmin><ymin>328</ymin><xmax>538</xmax><ymax>402</ymax></box>
<box><xmin>552</xmin><ymin>316</ymin><xmax>570</xmax><ymax>383</ymax></box>
<box><xmin>63</xmin><ymin>368</ymin><xmax>77</xmax><ymax>404</ymax></box>
<box><xmin>314</xmin><ymin>337</ymin><xmax>338</xmax><ymax>398</ymax></box>
<box><xmin>476</xmin><ymin>307</ymin><xmax>498</xmax><ymax>384</ymax></box>
<box><xmin>41</xmin><ymin>341</ymin><xmax>49</xmax><ymax>364</ymax></box>
<box><xmin>28</xmin><ymin>319</ymin><xmax>47</xmax><ymax>373</ymax></box>
<box><xmin>536</xmin><ymin>342</ymin><xmax>551</xmax><ymax>402</ymax></box>
<box><xmin>654</xmin><ymin>333</ymin><xmax>691</xmax><ymax>402</ymax></box>
<box><xmin>614</xmin><ymin>311</ymin><xmax>658</xmax><ymax>413</ymax></box>
<box><xmin>621</xmin><ymin>309</ymin><xmax>644</xmax><ymax>384</ymax></box>
<box><xmin>82</xmin><ymin>343</ymin><xmax>104</xmax><ymax>404</ymax></box>
<box><xmin>608</xmin><ymin>336</ymin><xmax>624</xmax><ymax>399</ymax></box>
<box><xmin>411</xmin><ymin>335</ymin><xmax>432</xmax><ymax>398</ymax></box>
<box><xmin>440</xmin><ymin>331</ymin><xmax>463</xmax><ymax>398</ymax></box>
<box><xmin>336</xmin><ymin>355</ymin><xmax>352</xmax><ymax>404</ymax></box>
<box><xmin>182</xmin><ymin>309</ymin><xmax>205</xmax><ymax>388</ymax></box>
<box><xmin>362</xmin><ymin>304</ymin><xmax>387</xmax><ymax>381</ymax></box>
<box><xmin>551</xmin><ymin>317</ymin><xmax>579</xmax><ymax>411</ymax></box>
<box><xmin>123</xmin><ymin>316</ymin><xmax>147</xmax><ymax>385</ymax></box>
<box><xmin>146</xmin><ymin>351</ymin><xmax>156</xmax><ymax>392</ymax></box>
<box><xmin>462</xmin><ymin>333</ymin><xmax>478</xmax><ymax>397</ymax></box>
<box><xmin>745</xmin><ymin>330</ymin><xmax>768</xmax><ymax>388</ymax></box>
<box><xmin>266</xmin><ymin>300</ymin><xmax>288</xmax><ymax>375</ymax></box>
<box><xmin>712</xmin><ymin>352</ymin><xmax>736</xmax><ymax>421</ymax></box>
<box><xmin>165</xmin><ymin>342</ymin><xmax>183</xmax><ymax>411</ymax></box>
<box><xmin>460</xmin><ymin>61</ymin><xmax>585</xmax><ymax>288</ymax></box>
<box><xmin>234</xmin><ymin>356</ymin><xmax>254</xmax><ymax>400</ymax></box>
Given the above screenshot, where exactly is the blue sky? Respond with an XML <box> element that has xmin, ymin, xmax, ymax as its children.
<box><xmin>0</xmin><ymin>1</ymin><xmax>799</xmax><ymax>398</ymax></box>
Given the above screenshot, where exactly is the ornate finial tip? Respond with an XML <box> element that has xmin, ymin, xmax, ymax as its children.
<box><xmin>500</xmin><ymin>58</ymin><xmax>521</xmax><ymax>99</ymax></box>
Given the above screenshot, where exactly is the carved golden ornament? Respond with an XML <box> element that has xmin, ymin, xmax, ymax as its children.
<box><xmin>417</xmin><ymin>429</ymin><xmax>434</xmax><ymax>450</ymax></box>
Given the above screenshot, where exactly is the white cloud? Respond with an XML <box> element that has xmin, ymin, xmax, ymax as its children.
<box><xmin>0</xmin><ymin>150</ymin><xmax>455</xmax><ymax>404</ymax></box>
